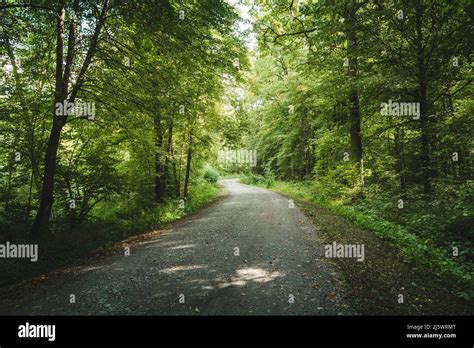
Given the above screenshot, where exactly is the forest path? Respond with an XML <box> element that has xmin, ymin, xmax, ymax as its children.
<box><xmin>0</xmin><ymin>179</ymin><xmax>350</xmax><ymax>315</ymax></box>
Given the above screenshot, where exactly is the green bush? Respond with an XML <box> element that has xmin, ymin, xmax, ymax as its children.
<box><xmin>203</xmin><ymin>165</ymin><xmax>219</xmax><ymax>183</ymax></box>
<box><xmin>241</xmin><ymin>172</ymin><xmax>275</xmax><ymax>188</ymax></box>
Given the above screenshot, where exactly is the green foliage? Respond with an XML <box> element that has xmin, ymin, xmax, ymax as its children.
<box><xmin>241</xmin><ymin>172</ymin><xmax>275</xmax><ymax>188</ymax></box>
<box><xmin>202</xmin><ymin>165</ymin><xmax>219</xmax><ymax>183</ymax></box>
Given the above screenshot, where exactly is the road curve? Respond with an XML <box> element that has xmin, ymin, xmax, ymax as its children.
<box><xmin>0</xmin><ymin>179</ymin><xmax>350</xmax><ymax>315</ymax></box>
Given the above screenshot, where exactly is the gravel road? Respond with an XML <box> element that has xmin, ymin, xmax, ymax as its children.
<box><xmin>0</xmin><ymin>179</ymin><xmax>351</xmax><ymax>315</ymax></box>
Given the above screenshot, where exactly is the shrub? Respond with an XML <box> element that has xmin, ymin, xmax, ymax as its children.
<box><xmin>203</xmin><ymin>165</ymin><xmax>219</xmax><ymax>183</ymax></box>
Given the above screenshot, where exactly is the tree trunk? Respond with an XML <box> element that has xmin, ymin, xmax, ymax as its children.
<box><xmin>348</xmin><ymin>88</ymin><xmax>363</xmax><ymax>164</ymax></box>
<box><xmin>415</xmin><ymin>2</ymin><xmax>431</xmax><ymax>194</ymax></box>
<box><xmin>31</xmin><ymin>117</ymin><xmax>66</xmax><ymax>234</ymax></box>
<box><xmin>177</xmin><ymin>143</ymin><xmax>184</xmax><ymax>197</ymax></box>
<box><xmin>4</xmin><ymin>153</ymin><xmax>14</xmax><ymax>211</ymax></box>
<box><xmin>394</xmin><ymin>127</ymin><xmax>406</xmax><ymax>193</ymax></box>
<box><xmin>154</xmin><ymin>112</ymin><xmax>166</xmax><ymax>202</ymax></box>
<box><xmin>164</xmin><ymin>116</ymin><xmax>174</xmax><ymax>196</ymax></box>
<box><xmin>172</xmin><ymin>145</ymin><xmax>180</xmax><ymax>197</ymax></box>
<box><xmin>346</xmin><ymin>5</ymin><xmax>364</xmax><ymax>190</ymax></box>
<box><xmin>183</xmin><ymin>130</ymin><xmax>193</xmax><ymax>200</ymax></box>
<box><xmin>31</xmin><ymin>5</ymin><xmax>66</xmax><ymax>235</ymax></box>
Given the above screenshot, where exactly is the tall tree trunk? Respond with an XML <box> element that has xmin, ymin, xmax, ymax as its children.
<box><xmin>27</xmin><ymin>106</ymin><xmax>41</xmax><ymax>216</ymax></box>
<box><xmin>348</xmin><ymin>88</ymin><xmax>363</xmax><ymax>163</ymax></box>
<box><xmin>65</xmin><ymin>175</ymin><xmax>75</xmax><ymax>230</ymax></box>
<box><xmin>173</xmin><ymin>157</ymin><xmax>180</xmax><ymax>197</ymax></box>
<box><xmin>164</xmin><ymin>116</ymin><xmax>174</xmax><ymax>196</ymax></box>
<box><xmin>394</xmin><ymin>127</ymin><xmax>406</xmax><ymax>193</ymax></box>
<box><xmin>346</xmin><ymin>5</ymin><xmax>364</xmax><ymax>190</ymax></box>
<box><xmin>27</xmin><ymin>170</ymin><xmax>34</xmax><ymax>215</ymax></box>
<box><xmin>177</xmin><ymin>143</ymin><xmax>184</xmax><ymax>197</ymax></box>
<box><xmin>183</xmin><ymin>130</ymin><xmax>193</xmax><ymax>200</ymax></box>
<box><xmin>31</xmin><ymin>117</ymin><xmax>66</xmax><ymax>234</ymax></box>
<box><xmin>31</xmin><ymin>5</ymin><xmax>67</xmax><ymax>235</ymax></box>
<box><xmin>415</xmin><ymin>2</ymin><xmax>431</xmax><ymax>194</ymax></box>
<box><xmin>4</xmin><ymin>154</ymin><xmax>14</xmax><ymax>211</ymax></box>
<box><xmin>154</xmin><ymin>112</ymin><xmax>166</xmax><ymax>202</ymax></box>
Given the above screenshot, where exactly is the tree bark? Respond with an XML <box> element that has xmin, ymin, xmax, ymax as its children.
<box><xmin>164</xmin><ymin>116</ymin><xmax>174</xmax><ymax>196</ymax></box>
<box><xmin>154</xmin><ymin>112</ymin><xmax>166</xmax><ymax>202</ymax></box>
<box><xmin>394</xmin><ymin>127</ymin><xmax>406</xmax><ymax>193</ymax></box>
<box><xmin>31</xmin><ymin>4</ymin><xmax>66</xmax><ymax>235</ymax></box>
<box><xmin>415</xmin><ymin>2</ymin><xmax>431</xmax><ymax>194</ymax></box>
<box><xmin>183</xmin><ymin>130</ymin><xmax>193</xmax><ymax>200</ymax></box>
<box><xmin>346</xmin><ymin>5</ymin><xmax>364</xmax><ymax>190</ymax></box>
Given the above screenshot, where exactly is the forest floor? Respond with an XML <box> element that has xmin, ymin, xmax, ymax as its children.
<box><xmin>0</xmin><ymin>179</ymin><xmax>350</xmax><ymax>315</ymax></box>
